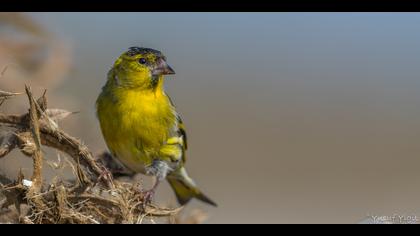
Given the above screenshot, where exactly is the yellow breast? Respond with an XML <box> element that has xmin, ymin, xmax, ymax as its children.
<box><xmin>96</xmin><ymin>86</ymin><xmax>176</xmax><ymax>173</ymax></box>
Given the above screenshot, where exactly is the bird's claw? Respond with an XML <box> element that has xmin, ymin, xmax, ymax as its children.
<box><xmin>141</xmin><ymin>189</ymin><xmax>155</xmax><ymax>208</ymax></box>
<box><xmin>93</xmin><ymin>165</ymin><xmax>114</xmax><ymax>188</ymax></box>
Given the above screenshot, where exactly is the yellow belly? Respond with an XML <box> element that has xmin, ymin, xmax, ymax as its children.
<box><xmin>96</xmin><ymin>88</ymin><xmax>176</xmax><ymax>173</ymax></box>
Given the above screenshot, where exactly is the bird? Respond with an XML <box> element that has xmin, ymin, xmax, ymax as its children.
<box><xmin>96</xmin><ymin>47</ymin><xmax>216</xmax><ymax>207</ymax></box>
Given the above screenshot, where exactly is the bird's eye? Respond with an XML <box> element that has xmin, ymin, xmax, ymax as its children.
<box><xmin>138</xmin><ymin>58</ymin><xmax>147</xmax><ymax>64</ymax></box>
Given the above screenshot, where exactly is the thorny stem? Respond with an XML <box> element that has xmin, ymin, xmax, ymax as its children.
<box><xmin>0</xmin><ymin>94</ymin><xmax>113</xmax><ymax>188</ymax></box>
<box><xmin>25</xmin><ymin>85</ymin><xmax>43</xmax><ymax>192</ymax></box>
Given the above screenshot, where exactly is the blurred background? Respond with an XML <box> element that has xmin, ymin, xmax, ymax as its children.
<box><xmin>1</xmin><ymin>12</ymin><xmax>420</xmax><ymax>223</ymax></box>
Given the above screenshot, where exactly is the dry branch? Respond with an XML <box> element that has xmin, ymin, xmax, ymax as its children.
<box><xmin>0</xmin><ymin>95</ymin><xmax>112</xmax><ymax>188</ymax></box>
<box><xmin>25</xmin><ymin>85</ymin><xmax>43</xmax><ymax>192</ymax></box>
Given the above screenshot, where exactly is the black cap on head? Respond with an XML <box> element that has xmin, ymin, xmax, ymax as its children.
<box><xmin>126</xmin><ymin>47</ymin><xmax>163</xmax><ymax>57</ymax></box>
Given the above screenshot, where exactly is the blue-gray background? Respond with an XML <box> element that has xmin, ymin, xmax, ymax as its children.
<box><xmin>4</xmin><ymin>13</ymin><xmax>420</xmax><ymax>223</ymax></box>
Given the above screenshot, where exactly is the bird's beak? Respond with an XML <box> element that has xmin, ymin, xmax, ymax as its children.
<box><xmin>152</xmin><ymin>58</ymin><xmax>175</xmax><ymax>76</ymax></box>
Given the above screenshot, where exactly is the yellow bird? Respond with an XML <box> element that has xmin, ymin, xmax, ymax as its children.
<box><xmin>96</xmin><ymin>47</ymin><xmax>216</xmax><ymax>206</ymax></box>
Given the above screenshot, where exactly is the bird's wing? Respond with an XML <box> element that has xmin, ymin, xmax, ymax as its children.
<box><xmin>166</xmin><ymin>94</ymin><xmax>188</xmax><ymax>163</ymax></box>
<box><xmin>176</xmin><ymin>114</ymin><xmax>188</xmax><ymax>150</ymax></box>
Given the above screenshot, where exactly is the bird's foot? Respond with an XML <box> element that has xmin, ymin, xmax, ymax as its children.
<box><xmin>142</xmin><ymin>189</ymin><xmax>156</xmax><ymax>207</ymax></box>
<box><xmin>93</xmin><ymin>165</ymin><xmax>114</xmax><ymax>189</ymax></box>
<box><xmin>140</xmin><ymin>179</ymin><xmax>160</xmax><ymax>209</ymax></box>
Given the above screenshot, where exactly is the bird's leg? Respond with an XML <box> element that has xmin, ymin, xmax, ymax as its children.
<box><xmin>141</xmin><ymin>140</ymin><xmax>182</xmax><ymax>206</ymax></box>
<box><xmin>142</xmin><ymin>178</ymin><xmax>160</xmax><ymax>206</ymax></box>
<box><xmin>92</xmin><ymin>164</ymin><xmax>114</xmax><ymax>189</ymax></box>
<box><xmin>97</xmin><ymin>151</ymin><xmax>134</xmax><ymax>178</ymax></box>
<box><xmin>142</xmin><ymin>159</ymin><xmax>172</xmax><ymax>206</ymax></box>
<box><xmin>140</xmin><ymin>139</ymin><xmax>183</xmax><ymax>206</ymax></box>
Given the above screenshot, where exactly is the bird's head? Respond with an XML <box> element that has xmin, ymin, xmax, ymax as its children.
<box><xmin>111</xmin><ymin>47</ymin><xmax>175</xmax><ymax>89</ymax></box>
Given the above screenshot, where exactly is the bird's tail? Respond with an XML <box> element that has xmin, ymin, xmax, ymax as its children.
<box><xmin>167</xmin><ymin>167</ymin><xmax>217</xmax><ymax>207</ymax></box>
